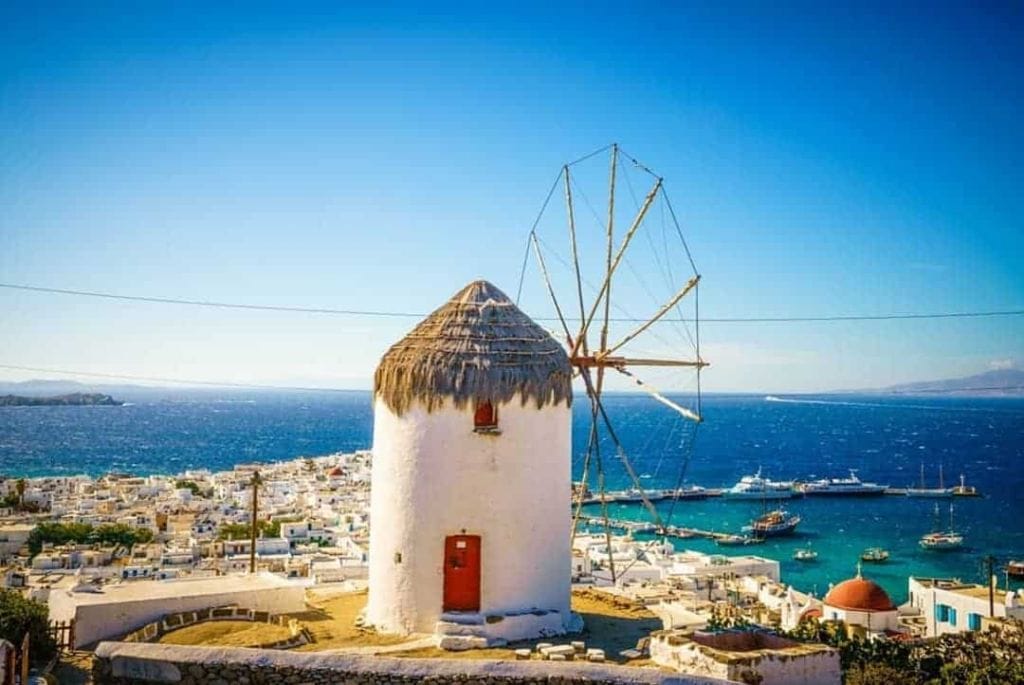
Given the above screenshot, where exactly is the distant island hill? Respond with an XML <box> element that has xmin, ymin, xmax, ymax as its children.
<box><xmin>869</xmin><ymin>368</ymin><xmax>1024</xmax><ymax>397</ymax></box>
<box><xmin>0</xmin><ymin>392</ymin><xmax>123</xmax><ymax>407</ymax></box>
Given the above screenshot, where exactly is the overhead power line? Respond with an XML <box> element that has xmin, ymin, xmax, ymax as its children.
<box><xmin>2</xmin><ymin>282</ymin><xmax>1023</xmax><ymax>324</ymax></box>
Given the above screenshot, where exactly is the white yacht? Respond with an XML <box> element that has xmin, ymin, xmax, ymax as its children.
<box><xmin>800</xmin><ymin>470</ymin><xmax>888</xmax><ymax>496</ymax></box>
<box><xmin>722</xmin><ymin>468</ymin><xmax>795</xmax><ymax>500</ymax></box>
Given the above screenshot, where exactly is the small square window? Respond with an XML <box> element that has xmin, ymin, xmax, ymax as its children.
<box><xmin>474</xmin><ymin>400</ymin><xmax>499</xmax><ymax>432</ymax></box>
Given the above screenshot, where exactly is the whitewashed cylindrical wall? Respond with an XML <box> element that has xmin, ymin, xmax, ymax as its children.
<box><xmin>366</xmin><ymin>396</ymin><xmax>571</xmax><ymax>635</ymax></box>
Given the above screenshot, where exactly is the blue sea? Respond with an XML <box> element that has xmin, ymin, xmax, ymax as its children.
<box><xmin>2</xmin><ymin>391</ymin><xmax>1022</xmax><ymax>602</ymax></box>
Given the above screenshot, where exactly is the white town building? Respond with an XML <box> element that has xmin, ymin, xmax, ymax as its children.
<box><xmin>365</xmin><ymin>280</ymin><xmax>578</xmax><ymax>645</ymax></box>
<box><xmin>908</xmin><ymin>576</ymin><xmax>1024</xmax><ymax>637</ymax></box>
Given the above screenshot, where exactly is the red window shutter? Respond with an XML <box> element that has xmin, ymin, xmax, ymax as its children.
<box><xmin>474</xmin><ymin>401</ymin><xmax>497</xmax><ymax>428</ymax></box>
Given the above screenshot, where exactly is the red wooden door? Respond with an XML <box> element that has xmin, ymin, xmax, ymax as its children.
<box><xmin>443</xmin><ymin>535</ymin><xmax>481</xmax><ymax>612</ymax></box>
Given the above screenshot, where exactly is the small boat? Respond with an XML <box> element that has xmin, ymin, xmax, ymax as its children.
<box><xmin>744</xmin><ymin>509</ymin><xmax>801</xmax><ymax>537</ymax></box>
<box><xmin>920</xmin><ymin>531</ymin><xmax>964</xmax><ymax>550</ymax></box>
<box><xmin>715</xmin><ymin>534</ymin><xmax>764</xmax><ymax>546</ymax></box>
<box><xmin>919</xmin><ymin>503</ymin><xmax>964</xmax><ymax>551</ymax></box>
<box><xmin>672</xmin><ymin>485</ymin><xmax>712</xmax><ymax>500</ymax></box>
<box><xmin>1007</xmin><ymin>561</ymin><xmax>1024</xmax><ymax>579</ymax></box>
<box><xmin>793</xmin><ymin>548</ymin><xmax>818</xmax><ymax>561</ymax></box>
<box><xmin>861</xmin><ymin>547</ymin><xmax>890</xmax><ymax>563</ymax></box>
<box><xmin>951</xmin><ymin>474</ymin><xmax>980</xmax><ymax>497</ymax></box>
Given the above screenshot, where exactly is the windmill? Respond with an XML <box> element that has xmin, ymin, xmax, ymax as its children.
<box><xmin>518</xmin><ymin>144</ymin><xmax>707</xmax><ymax>583</ymax></box>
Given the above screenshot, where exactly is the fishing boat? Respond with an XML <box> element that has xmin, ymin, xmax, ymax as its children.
<box><xmin>744</xmin><ymin>509</ymin><xmax>801</xmax><ymax>537</ymax></box>
<box><xmin>951</xmin><ymin>473</ymin><xmax>980</xmax><ymax>497</ymax></box>
<box><xmin>723</xmin><ymin>468</ymin><xmax>795</xmax><ymax>500</ymax></box>
<box><xmin>800</xmin><ymin>469</ymin><xmax>888</xmax><ymax>496</ymax></box>
<box><xmin>794</xmin><ymin>547</ymin><xmax>818</xmax><ymax>561</ymax></box>
<box><xmin>906</xmin><ymin>463</ymin><xmax>953</xmax><ymax>498</ymax></box>
<box><xmin>861</xmin><ymin>547</ymin><xmax>890</xmax><ymax>563</ymax></box>
<box><xmin>919</xmin><ymin>503</ymin><xmax>964</xmax><ymax>551</ymax></box>
<box><xmin>1007</xmin><ymin>561</ymin><xmax>1024</xmax><ymax>579</ymax></box>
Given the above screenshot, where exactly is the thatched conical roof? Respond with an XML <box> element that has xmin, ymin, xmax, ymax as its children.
<box><xmin>374</xmin><ymin>280</ymin><xmax>573</xmax><ymax>415</ymax></box>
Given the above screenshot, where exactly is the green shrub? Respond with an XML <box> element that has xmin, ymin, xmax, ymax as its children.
<box><xmin>0</xmin><ymin>590</ymin><xmax>56</xmax><ymax>664</ymax></box>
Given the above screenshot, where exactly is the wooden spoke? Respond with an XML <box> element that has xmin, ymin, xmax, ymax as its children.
<box><xmin>597</xmin><ymin>144</ymin><xmax>618</xmax><ymax>396</ymax></box>
<box><xmin>570</xmin><ymin>176</ymin><xmax>662</xmax><ymax>359</ymax></box>
<box><xmin>571</xmin><ymin>355</ymin><xmax>708</xmax><ymax>369</ymax></box>
<box><xmin>564</xmin><ymin>167</ymin><xmax>586</xmax><ymax>326</ymax></box>
<box><xmin>530</xmin><ymin>232</ymin><xmax>573</xmax><ymax>344</ymax></box>
<box><xmin>570</xmin><ymin>380</ymin><xmax>597</xmax><ymax>547</ymax></box>
<box><xmin>579</xmin><ymin>370</ymin><xmax>664</xmax><ymax>529</ymax></box>
<box><xmin>594</xmin><ymin>435</ymin><xmax>617</xmax><ymax>584</ymax></box>
<box><xmin>607</xmin><ymin>275</ymin><xmax>700</xmax><ymax>355</ymax></box>
<box><xmin>614</xmin><ymin>367</ymin><xmax>703</xmax><ymax>423</ymax></box>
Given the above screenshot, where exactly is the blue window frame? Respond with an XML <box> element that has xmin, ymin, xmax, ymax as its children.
<box><xmin>968</xmin><ymin>613</ymin><xmax>982</xmax><ymax>630</ymax></box>
<box><xmin>935</xmin><ymin>604</ymin><xmax>950</xmax><ymax>622</ymax></box>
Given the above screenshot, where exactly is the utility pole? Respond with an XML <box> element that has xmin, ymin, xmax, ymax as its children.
<box><xmin>985</xmin><ymin>554</ymin><xmax>995</xmax><ymax>617</ymax></box>
<box><xmin>249</xmin><ymin>470</ymin><xmax>261</xmax><ymax>574</ymax></box>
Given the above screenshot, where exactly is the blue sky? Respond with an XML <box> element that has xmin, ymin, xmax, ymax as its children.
<box><xmin>1</xmin><ymin>2</ymin><xmax>1022</xmax><ymax>392</ymax></box>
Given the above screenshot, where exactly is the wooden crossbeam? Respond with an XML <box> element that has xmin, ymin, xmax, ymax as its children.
<box><xmin>571</xmin><ymin>355</ymin><xmax>708</xmax><ymax>369</ymax></box>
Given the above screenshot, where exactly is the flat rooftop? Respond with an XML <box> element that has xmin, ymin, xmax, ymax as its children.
<box><xmin>913</xmin><ymin>577</ymin><xmax>986</xmax><ymax>595</ymax></box>
<box><xmin>54</xmin><ymin>572</ymin><xmax>300</xmax><ymax>606</ymax></box>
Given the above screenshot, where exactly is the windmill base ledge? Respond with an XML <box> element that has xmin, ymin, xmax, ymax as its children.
<box><xmin>434</xmin><ymin>609</ymin><xmax>584</xmax><ymax>649</ymax></box>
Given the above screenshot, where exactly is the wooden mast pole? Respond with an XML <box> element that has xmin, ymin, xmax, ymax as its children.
<box><xmin>249</xmin><ymin>470</ymin><xmax>261</xmax><ymax>574</ymax></box>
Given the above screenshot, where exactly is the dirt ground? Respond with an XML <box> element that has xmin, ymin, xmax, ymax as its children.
<box><xmin>53</xmin><ymin>651</ymin><xmax>94</xmax><ymax>684</ymax></box>
<box><xmin>55</xmin><ymin>587</ymin><xmax>661</xmax><ymax>676</ymax></box>
<box><xmin>291</xmin><ymin>589</ymin><xmax>412</xmax><ymax>651</ymax></box>
<box><xmin>157</xmin><ymin>620</ymin><xmax>293</xmax><ymax>647</ymax></box>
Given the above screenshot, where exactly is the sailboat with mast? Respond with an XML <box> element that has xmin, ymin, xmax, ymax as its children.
<box><xmin>919</xmin><ymin>502</ymin><xmax>964</xmax><ymax>550</ymax></box>
<box><xmin>906</xmin><ymin>462</ymin><xmax>953</xmax><ymax>498</ymax></box>
<box><xmin>743</xmin><ymin>477</ymin><xmax>800</xmax><ymax>537</ymax></box>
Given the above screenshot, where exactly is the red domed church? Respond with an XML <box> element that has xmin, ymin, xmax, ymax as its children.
<box><xmin>822</xmin><ymin>565</ymin><xmax>900</xmax><ymax>635</ymax></box>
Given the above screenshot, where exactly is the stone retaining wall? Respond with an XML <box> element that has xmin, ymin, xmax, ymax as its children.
<box><xmin>93</xmin><ymin>642</ymin><xmax>735</xmax><ymax>685</ymax></box>
<box><xmin>649</xmin><ymin>630</ymin><xmax>838</xmax><ymax>685</ymax></box>
<box><xmin>120</xmin><ymin>605</ymin><xmax>312</xmax><ymax>650</ymax></box>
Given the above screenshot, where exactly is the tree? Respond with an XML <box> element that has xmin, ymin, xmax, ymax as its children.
<box><xmin>217</xmin><ymin>520</ymin><xmax>280</xmax><ymax>540</ymax></box>
<box><xmin>27</xmin><ymin>521</ymin><xmax>152</xmax><ymax>555</ymax></box>
<box><xmin>174</xmin><ymin>480</ymin><xmax>202</xmax><ymax>497</ymax></box>
<box><xmin>0</xmin><ymin>590</ymin><xmax>56</xmax><ymax>664</ymax></box>
<box><xmin>94</xmin><ymin>523</ymin><xmax>153</xmax><ymax>548</ymax></box>
<box><xmin>1</xmin><ymin>480</ymin><xmax>39</xmax><ymax>513</ymax></box>
<box><xmin>927</xmin><ymin>619</ymin><xmax>1024</xmax><ymax>684</ymax></box>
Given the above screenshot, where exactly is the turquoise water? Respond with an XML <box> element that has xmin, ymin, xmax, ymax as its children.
<box><xmin>1</xmin><ymin>390</ymin><xmax>1022</xmax><ymax>602</ymax></box>
<box><xmin>578</xmin><ymin>394</ymin><xmax>1024</xmax><ymax>602</ymax></box>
